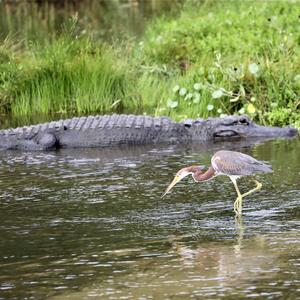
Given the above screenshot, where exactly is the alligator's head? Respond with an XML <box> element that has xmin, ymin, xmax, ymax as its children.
<box><xmin>183</xmin><ymin>115</ymin><xmax>298</xmax><ymax>141</ymax></box>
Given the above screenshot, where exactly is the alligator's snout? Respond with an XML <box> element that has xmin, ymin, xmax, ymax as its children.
<box><xmin>240</xmin><ymin>124</ymin><xmax>298</xmax><ymax>138</ymax></box>
<box><xmin>285</xmin><ymin>127</ymin><xmax>298</xmax><ymax>137</ymax></box>
<box><xmin>212</xmin><ymin>115</ymin><xmax>298</xmax><ymax>140</ymax></box>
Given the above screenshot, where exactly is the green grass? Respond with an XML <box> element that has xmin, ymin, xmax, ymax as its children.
<box><xmin>141</xmin><ymin>0</ymin><xmax>300</xmax><ymax>126</ymax></box>
<box><xmin>0</xmin><ymin>0</ymin><xmax>299</xmax><ymax>128</ymax></box>
<box><xmin>1</xmin><ymin>35</ymin><xmax>130</xmax><ymax>115</ymax></box>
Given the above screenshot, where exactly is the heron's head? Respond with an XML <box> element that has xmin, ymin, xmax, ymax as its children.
<box><xmin>162</xmin><ymin>166</ymin><xmax>202</xmax><ymax>197</ymax></box>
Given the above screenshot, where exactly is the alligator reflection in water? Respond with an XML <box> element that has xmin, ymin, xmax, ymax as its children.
<box><xmin>0</xmin><ymin>137</ymin><xmax>299</xmax><ymax>299</ymax></box>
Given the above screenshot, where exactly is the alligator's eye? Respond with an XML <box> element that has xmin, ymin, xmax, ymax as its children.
<box><xmin>239</xmin><ymin>117</ymin><xmax>249</xmax><ymax>125</ymax></box>
<box><xmin>184</xmin><ymin>123</ymin><xmax>192</xmax><ymax>128</ymax></box>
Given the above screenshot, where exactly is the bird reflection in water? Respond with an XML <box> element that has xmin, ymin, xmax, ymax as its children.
<box><xmin>170</xmin><ymin>217</ymin><xmax>275</xmax><ymax>284</ymax></box>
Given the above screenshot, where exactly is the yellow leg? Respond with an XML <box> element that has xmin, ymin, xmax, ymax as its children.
<box><xmin>231</xmin><ymin>178</ymin><xmax>263</xmax><ymax>216</ymax></box>
<box><xmin>233</xmin><ymin>196</ymin><xmax>242</xmax><ymax>215</ymax></box>
<box><xmin>241</xmin><ymin>180</ymin><xmax>262</xmax><ymax>198</ymax></box>
<box><xmin>231</xmin><ymin>177</ymin><xmax>243</xmax><ymax>216</ymax></box>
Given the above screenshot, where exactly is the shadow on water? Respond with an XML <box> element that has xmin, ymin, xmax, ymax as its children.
<box><xmin>0</xmin><ymin>137</ymin><xmax>299</xmax><ymax>299</ymax></box>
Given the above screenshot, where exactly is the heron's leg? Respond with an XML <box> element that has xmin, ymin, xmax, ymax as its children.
<box><xmin>230</xmin><ymin>177</ymin><xmax>243</xmax><ymax>215</ymax></box>
<box><xmin>241</xmin><ymin>180</ymin><xmax>262</xmax><ymax>198</ymax></box>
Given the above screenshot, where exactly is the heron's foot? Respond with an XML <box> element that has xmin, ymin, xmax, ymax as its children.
<box><xmin>233</xmin><ymin>196</ymin><xmax>243</xmax><ymax>216</ymax></box>
<box><xmin>255</xmin><ymin>180</ymin><xmax>262</xmax><ymax>190</ymax></box>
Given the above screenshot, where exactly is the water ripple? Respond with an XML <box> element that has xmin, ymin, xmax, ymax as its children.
<box><xmin>0</xmin><ymin>139</ymin><xmax>299</xmax><ymax>299</ymax></box>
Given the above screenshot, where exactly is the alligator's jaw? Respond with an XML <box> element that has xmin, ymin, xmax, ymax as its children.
<box><xmin>209</xmin><ymin>115</ymin><xmax>298</xmax><ymax>140</ymax></box>
<box><xmin>237</xmin><ymin>124</ymin><xmax>298</xmax><ymax>138</ymax></box>
<box><xmin>213</xmin><ymin>124</ymin><xmax>298</xmax><ymax>140</ymax></box>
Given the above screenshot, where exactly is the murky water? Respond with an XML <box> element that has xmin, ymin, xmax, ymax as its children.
<box><xmin>0</xmin><ymin>138</ymin><xmax>299</xmax><ymax>299</ymax></box>
<box><xmin>0</xmin><ymin>0</ymin><xmax>182</xmax><ymax>42</ymax></box>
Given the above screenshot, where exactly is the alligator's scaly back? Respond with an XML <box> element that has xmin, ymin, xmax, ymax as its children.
<box><xmin>0</xmin><ymin>114</ymin><xmax>297</xmax><ymax>150</ymax></box>
<box><xmin>0</xmin><ymin>115</ymin><xmax>190</xmax><ymax>150</ymax></box>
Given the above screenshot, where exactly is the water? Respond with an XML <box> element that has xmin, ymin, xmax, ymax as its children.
<box><xmin>0</xmin><ymin>137</ymin><xmax>299</xmax><ymax>299</ymax></box>
<box><xmin>0</xmin><ymin>0</ymin><xmax>182</xmax><ymax>42</ymax></box>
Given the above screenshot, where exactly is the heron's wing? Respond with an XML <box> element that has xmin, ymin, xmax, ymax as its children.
<box><xmin>211</xmin><ymin>150</ymin><xmax>272</xmax><ymax>176</ymax></box>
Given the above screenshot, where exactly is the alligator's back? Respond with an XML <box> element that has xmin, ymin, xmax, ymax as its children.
<box><xmin>0</xmin><ymin>115</ymin><xmax>190</xmax><ymax>150</ymax></box>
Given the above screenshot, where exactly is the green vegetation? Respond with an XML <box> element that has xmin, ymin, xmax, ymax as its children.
<box><xmin>141</xmin><ymin>0</ymin><xmax>300</xmax><ymax>126</ymax></box>
<box><xmin>0</xmin><ymin>0</ymin><xmax>299</xmax><ymax>128</ymax></box>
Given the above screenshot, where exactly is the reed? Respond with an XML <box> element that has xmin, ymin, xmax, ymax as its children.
<box><xmin>1</xmin><ymin>35</ymin><xmax>128</xmax><ymax>115</ymax></box>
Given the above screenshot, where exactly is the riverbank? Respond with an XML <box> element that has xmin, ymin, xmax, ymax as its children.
<box><xmin>0</xmin><ymin>0</ymin><xmax>299</xmax><ymax>128</ymax></box>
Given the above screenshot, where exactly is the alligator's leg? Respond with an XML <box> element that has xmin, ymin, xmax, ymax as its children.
<box><xmin>37</xmin><ymin>133</ymin><xmax>58</xmax><ymax>150</ymax></box>
<box><xmin>20</xmin><ymin>133</ymin><xmax>58</xmax><ymax>150</ymax></box>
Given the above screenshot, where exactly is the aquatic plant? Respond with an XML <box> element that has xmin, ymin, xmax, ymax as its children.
<box><xmin>142</xmin><ymin>0</ymin><xmax>300</xmax><ymax>126</ymax></box>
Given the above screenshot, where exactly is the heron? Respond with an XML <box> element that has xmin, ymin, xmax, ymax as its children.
<box><xmin>162</xmin><ymin>150</ymin><xmax>272</xmax><ymax>215</ymax></box>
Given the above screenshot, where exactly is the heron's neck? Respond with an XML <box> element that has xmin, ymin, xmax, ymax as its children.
<box><xmin>192</xmin><ymin>166</ymin><xmax>215</xmax><ymax>182</ymax></box>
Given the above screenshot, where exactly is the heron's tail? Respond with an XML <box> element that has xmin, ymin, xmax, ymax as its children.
<box><xmin>256</xmin><ymin>162</ymin><xmax>273</xmax><ymax>173</ymax></box>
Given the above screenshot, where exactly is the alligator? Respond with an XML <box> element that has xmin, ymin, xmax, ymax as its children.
<box><xmin>0</xmin><ymin>114</ymin><xmax>297</xmax><ymax>150</ymax></box>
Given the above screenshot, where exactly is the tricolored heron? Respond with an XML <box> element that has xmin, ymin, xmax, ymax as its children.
<box><xmin>162</xmin><ymin>150</ymin><xmax>272</xmax><ymax>215</ymax></box>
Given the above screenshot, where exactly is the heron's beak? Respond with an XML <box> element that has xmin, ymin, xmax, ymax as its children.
<box><xmin>162</xmin><ymin>175</ymin><xmax>182</xmax><ymax>197</ymax></box>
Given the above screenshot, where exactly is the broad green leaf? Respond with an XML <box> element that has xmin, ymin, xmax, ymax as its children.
<box><xmin>193</xmin><ymin>83</ymin><xmax>202</xmax><ymax>91</ymax></box>
<box><xmin>184</xmin><ymin>93</ymin><xmax>193</xmax><ymax>101</ymax></box>
<box><xmin>212</xmin><ymin>89</ymin><xmax>223</xmax><ymax>99</ymax></box>
<box><xmin>207</xmin><ymin>104</ymin><xmax>214</xmax><ymax>111</ymax></box>
<box><xmin>172</xmin><ymin>85</ymin><xmax>180</xmax><ymax>93</ymax></box>
<box><xmin>238</xmin><ymin>107</ymin><xmax>245</xmax><ymax>114</ymax></box>
<box><xmin>248</xmin><ymin>63</ymin><xmax>259</xmax><ymax>75</ymax></box>
<box><xmin>247</xmin><ymin>103</ymin><xmax>256</xmax><ymax>114</ymax></box>
<box><xmin>179</xmin><ymin>88</ymin><xmax>187</xmax><ymax>96</ymax></box>
<box><xmin>294</xmin><ymin>74</ymin><xmax>300</xmax><ymax>81</ymax></box>
<box><xmin>167</xmin><ymin>99</ymin><xmax>178</xmax><ymax>109</ymax></box>
<box><xmin>270</xmin><ymin>102</ymin><xmax>278</xmax><ymax>108</ymax></box>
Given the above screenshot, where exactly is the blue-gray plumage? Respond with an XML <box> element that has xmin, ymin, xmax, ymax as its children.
<box><xmin>211</xmin><ymin>150</ymin><xmax>272</xmax><ymax>176</ymax></box>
